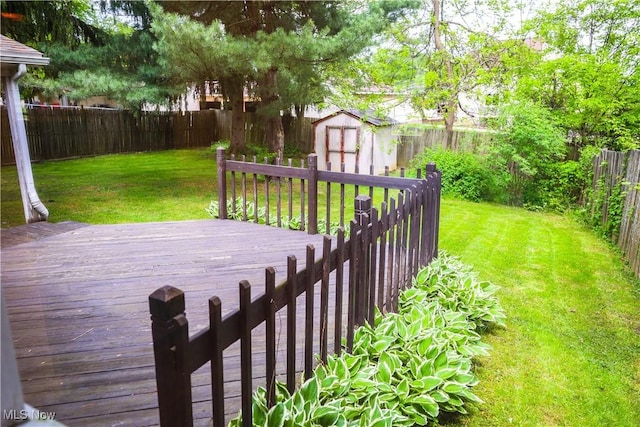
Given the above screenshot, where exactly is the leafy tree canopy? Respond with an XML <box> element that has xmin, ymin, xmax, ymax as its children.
<box><xmin>518</xmin><ymin>0</ymin><xmax>640</xmax><ymax>150</ymax></box>
<box><xmin>151</xmin><ymin>0</ymin><xmax>416</xmax><ymax>156</ymax></box>
<box><xmin>332</xmin><ymin>0</ymin><xmax>535</xmax><ymax>145</ymax></box>
<box><xmin>1</xmin><ymin>0</ymin><xmax>181</xmax><ymax>110</ymax></box>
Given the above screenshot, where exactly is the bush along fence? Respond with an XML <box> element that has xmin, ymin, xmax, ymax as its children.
<box><xmin>148</xmin><ymin>150</ymin><xmax>441</xmax><ymax>426</ymax></box>
<box><xmin>589</xmin><ymin>149</ymin><xmax>640</xmax><ymax>277</ymax></box>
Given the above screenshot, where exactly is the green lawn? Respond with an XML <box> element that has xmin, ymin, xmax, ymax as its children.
<box><xmin>2</xmin><ymin>148</ymin><xmax>639</xmax><ymax>426</ymax></box>
<box><xmin>1</xmin><ymin>149</ymin><xmax>216</xmax><ymax>227</ymax></box>
<box><xmin>440</xmin><ymin>200</ymin><xmax>640</xmax><ymax>426</ymax></box>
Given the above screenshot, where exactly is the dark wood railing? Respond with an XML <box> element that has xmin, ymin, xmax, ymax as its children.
<box><xmin>216</xmin><ymin>147</ymin><xmax>433</xmax><ymax>235</ymax></box>
<box><xmin>149</xmin><ymin>151</ymin><xmax>441</xmax><ymax>426</ymax></box>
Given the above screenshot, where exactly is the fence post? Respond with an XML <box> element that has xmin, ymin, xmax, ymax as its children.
<box><xmin>308</xmin><ymin>153</ymin><xmax>318</xmax><ymax>234</ymax></box>
<box><xmin>149</xmin><ymin>286</ymin><xmax>193</xmax><ymax>427</ymax></box>
<box><xmin>354</xmin><ymin>195</ymin><xmax>371</xmax><ymax>326</ymax></box>
<box><xmin>354</xmin><ymin>195</ymin><xmax>372</xmax><ymax>226</ymax></box>
<box><xmin>425</xmin><ymin>163</ymin><xmax>440</xmax><ymax>260</ymax></box>
<box><xmin>217</xmin><ymin>147</ymin><xmax>227</xmax><ymax>220</ymax></box>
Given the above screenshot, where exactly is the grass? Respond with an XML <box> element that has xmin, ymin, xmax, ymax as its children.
<box><xmin>1</xmin><ymin>149</ymin><xmax>216</xmax><ymax>227</ymax></box>
<box><xmin>440</xmin><ymin>200</ymin><xmax>640</xmax><ymax>426</ymax></box>
<box><xmin>2</xmin><ymin>148</ymin><xmax>639</xmax><ymax>426</ymax></box>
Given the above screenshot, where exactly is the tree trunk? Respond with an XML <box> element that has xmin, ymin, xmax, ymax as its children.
<box><xmin>227</xmin><ymin>77</ymin><xmax>246</xmax><ymax>154</ymax></box>
<box><xmin>433</xmin><ymin>0</ymin><xmax>457</xmax><ymax>147</ymax></box>
<box><xmin>262</xmin><ymin>67</ymin><xmax>284</xmax><ymax>160</ymax></box>
<box><xmin>260</xmin><ymin>4</ymin><xmax>284</xmax><ymax>160</ymax></box>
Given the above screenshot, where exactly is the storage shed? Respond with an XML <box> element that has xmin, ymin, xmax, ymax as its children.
<box><xmin>313</xmin><ymin>109</ymin><xmax>399</xmax><ymax>175</ymax></box>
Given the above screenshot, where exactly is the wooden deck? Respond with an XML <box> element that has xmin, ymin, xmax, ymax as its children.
<box><xmin>1</xmin><ymin>220</ymin><xmax>331</xmax><ymax>426</ymax></box>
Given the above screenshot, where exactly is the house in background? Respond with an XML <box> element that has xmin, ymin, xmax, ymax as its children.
<box><xmin>313</xmin><ymin>109</ymin><xmax>399</xmax><ymax>175</ymax></box>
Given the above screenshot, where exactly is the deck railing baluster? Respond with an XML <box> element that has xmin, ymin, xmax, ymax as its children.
<box><xmin>239</xmin><ymin>280</ymin><xmax>252</xmax><ymax>427</ymax></box>
<box><xmin>334</xmin><ymin>228</ymin><xmax>345</xmax><ymax>356</ymax></box>
<box><xmin>265</xmin><ymin>267</ymin><xmax>277</xmax><ymax>407</ymax></box>
<box><xmin>320</xmin><ymin>236</ymin><xmax>331</xmax><ymax>363</ymax></box>
<box><xmin>304</xmin><ymin>245</ymin><xmax>315</xmax><ymax>380</ymax></box>
<box><xmin>209</xmin><ymin>296</ymin><xmax>224</xmax><ymax>427</ymax></box>
<box><xmin>286</xmin><ymin>255</ymin><xmax>297</xmax><ymax>393</ymax></box>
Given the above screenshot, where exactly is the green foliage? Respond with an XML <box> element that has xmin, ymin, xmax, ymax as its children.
<box><xmin>519</xmin><ymin>0</ymin><xmax>640</xmax><ymax>149</ymax></box>
<box><xmin>335</xmin><ymin>1</ymin><xmax>532</xmax><ymax>130</ymax></box>
<box><xmin>229</xmin><ymin>253</ymin><xmax>505</xmax><ymax>426</ymax></box>
<box><xmin>412</xmin><ymin>255</ymin><xmax>507</xmax><ymax>331</ymax></box>
<box><xmin>151</xmin><ymin>1</ymin><xmax>412</xmax><ymax>117</ymax></box>
<box><xmin>4</xmin><ymin>1</ymin><xmax>181</xmax><ymax>110</ymax></box>
<box><xmin>488</xmin><ymin>101</ymin><xmax>566</xmax><ymax>207</ymax></box>
<box><xmin>410</xmin><ymin>148</ymin><xmax>507</xmax><ymax>203</ymax></box>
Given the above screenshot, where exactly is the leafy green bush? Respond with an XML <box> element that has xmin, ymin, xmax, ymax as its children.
<box><xmin>229</xmin><ymin>253</ymin><xmax>505</xmax><ymax>426</ymax></box>
<box><xmin>488</xmin><ymin>101</ymin><xmax>566</xmax><ymax>207</ymax></box>
<box><xmin>410</xmin><ymin>148</ymin><xmax>507</xmax><ymax>203</ymax></box>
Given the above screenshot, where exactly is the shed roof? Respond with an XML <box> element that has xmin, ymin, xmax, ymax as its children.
<box><xmin>313</xmin><ymin>109</ymin><xmax>399</xmax><ymax>127</ymax></box>
<box><xmin>0</xmin><ymin>35</ymin><xmax>50</xmax><ymax>75</ymax></box>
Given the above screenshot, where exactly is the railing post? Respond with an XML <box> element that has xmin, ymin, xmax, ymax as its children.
<box><xmin>308</xmin><ymin>153</ymin><xmax>318</xmax><ymax>234</ymax></box>
<box><xmin>149</xmin><ymin>286</ymin><xmax>193</xmax><ymax>427</ymax></box>
<box><xmin>354</xmin><ymin>195</ymin><xmax>372</xmax><ymax>226</ymax></box>
<box><xmin>425</xmin><ymin>163</ymin><xmax>440</xmax><ymax>260</ymax></box>
<box><xmin>354</xmin><ymin>195</ymin><xmax>371</xmax><ymax>326</ymax></box>
<box><xmin>216</xmin><ymin>147</ymin><xmax>227</xmax><ymax>220</ymax></box>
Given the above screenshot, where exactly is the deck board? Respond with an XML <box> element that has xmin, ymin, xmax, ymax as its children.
<box><xmin>1</xmin><ymin>219</ymin><xmax>335</xmax><ymax>426</ymax></box>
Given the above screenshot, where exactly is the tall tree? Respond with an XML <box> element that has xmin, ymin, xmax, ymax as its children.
<box><xmin>518</xmin><ymin>0</ymin><xmax>640</xmax><ymax>150</ymax></box>
<box><xmin>152</xmin><ymin>0</ymin><xmax>411</xmax><ymax>158</ymax></box>
<box><xmin>1</xmin><ymin>0</ymin><xmax>103</xmax><ymax>46</ymax></box>
<box><xmin>344</xmin><ymin>0</ymin><xmax>530</xmax><ymax>145</ymax></box>
<box><xmin>1</xmin><ymin>0</ymin><xmax>180</xmax><ymax>110</ymax></box>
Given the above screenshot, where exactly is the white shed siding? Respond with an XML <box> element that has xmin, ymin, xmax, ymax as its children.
<box><xmin>314</xmin><ymin>111</ymin><xmax>398</xmax><ymax>175</ymax></box>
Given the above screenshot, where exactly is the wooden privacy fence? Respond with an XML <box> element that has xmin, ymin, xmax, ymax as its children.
<box><xmin>591</xmin><ymin>149</ymin><xmax>640</xmax><ymax>277</ymax></box>
<box><xmin>0</xmin><ymin>107</ymin><xmax>314</xmax><ymax>164</ymax></box>
<box><xmin>395</xmin><ymin>128</ymin><xmax>495</xmax><ymax>167</ymax></box>
<box><xmin>149</xmin><ymin>152</ymin><xmax>441</xmax><ymax>426</ymax></box>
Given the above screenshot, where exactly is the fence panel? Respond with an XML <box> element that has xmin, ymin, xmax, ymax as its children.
<box><xmin>150</xmin><ymin>155</ymin><xmax>441</xmax><ymax>426</ymax></box>
<box><xmin>618</xmin><ymin>151</ymin><xmax>640</xmax><ymax>276</ymax></box>
<box><xmin>1</xmin><ymin>108</ymin><xmax>315</xmax><ymax>165</ymax></box>
<box><xmin>396</xmin><ymin>128</ymin><xmax>495</xmax><ymax>167</ymax></box>
<box><xmin>592</xmin><ymin>149</ymin><xmax>640</xmax><ymax>278</ymax></box>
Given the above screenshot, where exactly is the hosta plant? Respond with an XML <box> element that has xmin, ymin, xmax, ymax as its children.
<box><xmin>411</xmin><ymin>253</ymin><xmax>507</xmax><ymax>330</ymax></box>
<box><xmin>207</xmin><ymin>199</ymin><xmax>343</xmax><ymax>236</ymax></box>
<box><xmin>229</xmin><ymin>254</ymin><xmax>505</xmax><ymax>426</ymax></box>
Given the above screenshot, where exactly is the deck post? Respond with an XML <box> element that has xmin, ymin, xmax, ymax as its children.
<box><xmin>149</xmin><ymin>286</ymin><xmax>193</xmax><ymax>427</ymax></box>
<box><xmin>425</xmin><ymin>163</ymin><xmax>442</xmax><ymax>262</ymax></box>
<box><xmin>354</xmin><ymin>195</ymin><xmax>371</xmax><ymax>326</ymax></box>
<box><xmin>354</xmin><ymin>195</ymin><xmax>372</xmax><ymax>226</ymax></box>
<box><xmin>217</xmin><ymin>147</ymin><xmax>228</xmax><ymax>220</ymax></box>
<box><xmin>307</xmin><ymin>153</ymin><xmax>318</xmax><ymax>235</ymax></box>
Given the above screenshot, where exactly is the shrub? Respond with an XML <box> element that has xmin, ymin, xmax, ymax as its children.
<box><xmin>487</xmin><ymin>101</ymin><xmax>566</xmax><ymax>206</ymax></box>
<box><xmin>229</xmin><ymin>253</ymin><xmax>505</xmax><ymax>426</ymax></box>
<box><xmin>410</xmin><ymin>148</ymin><xmax>507</xmax><ymax>203</ymax></box>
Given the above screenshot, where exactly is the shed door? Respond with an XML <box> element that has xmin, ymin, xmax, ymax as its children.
<box><xmin>326</xmin><ymin>126</ymin><xmax>359</xmax><ymax>172</ymax></box>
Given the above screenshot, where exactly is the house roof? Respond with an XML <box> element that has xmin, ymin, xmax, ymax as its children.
<box><xmin>313</xmin><ymin>109</ymin><xmax>399</xmax><ymax>127</ymax></box>
<box><xmin>0</xmin><ymin>35</ymin><xmax>50</xmax><ymax>75</ymax></box>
